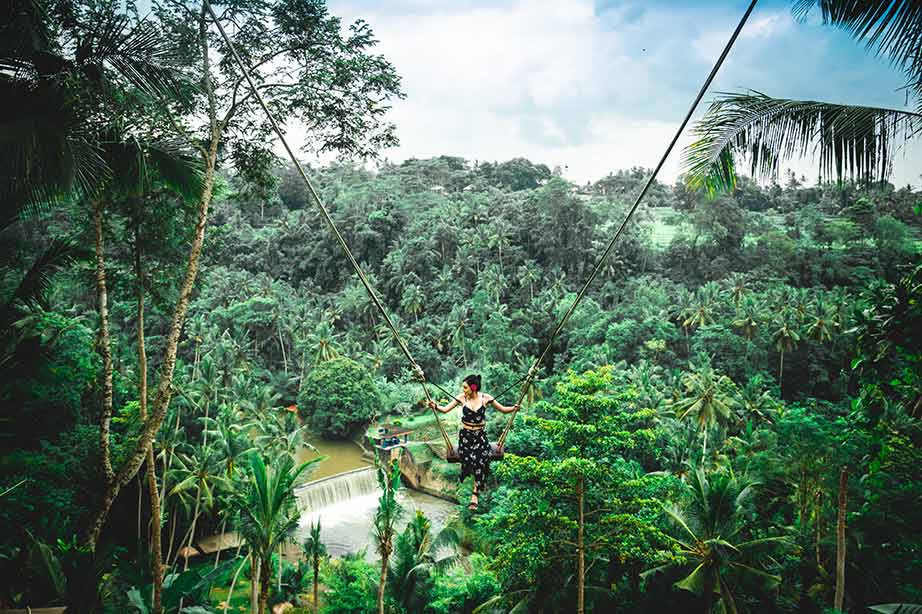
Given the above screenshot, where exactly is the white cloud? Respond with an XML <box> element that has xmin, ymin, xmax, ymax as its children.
<box><xmin>283</xmin><ymin>0</ymin><xmax>922</xmax><ymax>188</ymax></box>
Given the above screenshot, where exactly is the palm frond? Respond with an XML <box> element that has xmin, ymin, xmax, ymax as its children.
<box><xmin>77</xmin><ymin>13</ymin><xmax>186</xmax><ymax>99</ymax></box>
<box><xmin>684</xmin><ymin>91</ymin><xmax>922</xmax><ymax>194</ymax></box>
<box><xmin>2</xmin><ymin>237</ymin><xmax>75</xmax><ymax>318</ymax></box>
<box><xmin>869</xmin><ymin>604</ymin><xmax>922</xmax><ymax>614</ymax></box>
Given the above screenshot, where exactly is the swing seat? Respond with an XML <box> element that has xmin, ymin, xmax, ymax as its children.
<box><xmin>446</xmin><ymin>442</ymin><xmax>505</xmax><ymax>463</ymax></box>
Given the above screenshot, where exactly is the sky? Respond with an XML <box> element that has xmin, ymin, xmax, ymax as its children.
<box><xmin>297</xmin><ymin>0</ymin><xmax>921</xmax><ymax>188</ymax></box>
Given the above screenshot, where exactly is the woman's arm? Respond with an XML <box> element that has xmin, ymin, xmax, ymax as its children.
<box><xmin>427</xmin><ymin>396</ymin><xmax>462</xmax><ymax>413</ymax></box>
<box><xmin>488</xmin><ymin>395</ymin><xmax>520</xmax><ymax>414</ymax></box>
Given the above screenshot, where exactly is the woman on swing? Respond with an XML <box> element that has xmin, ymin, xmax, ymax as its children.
<box><xmin>427</xmin><ymin>374</ymin><xmax>518</xmax><ymax>510</ymax></box>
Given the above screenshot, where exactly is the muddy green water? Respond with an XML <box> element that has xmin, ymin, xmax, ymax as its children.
<box><xmin>294</xmin><ymin>435</ymin><xmax>370</xmax><ymax>480</ymax></box>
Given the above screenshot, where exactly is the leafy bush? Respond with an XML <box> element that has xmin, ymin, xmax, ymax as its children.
<box><xmin>321</xmin><ymin>552</ymin><xmax>377</xmax><ymax>614</ymax></box>
<box><xmin>298</xmin><ymin>358</ymin><xmax>381</xmax><ymax>438</ymax></box>
<box><xmin>425</xmin><ymin>553</ymin><xmax>500</xmax><ymax>614</ymax></box>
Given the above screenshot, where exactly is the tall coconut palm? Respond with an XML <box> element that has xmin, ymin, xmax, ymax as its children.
<box><xmin>806</xmin><ymin>298</ymin><xmax>837</xmax><ymax>343</ymax></box>
<box><xmin>168</xmin><ymin>444</ymin><xmax>228</xmax><ymax>569</ymax></box>
<box><xmin>232</xmin><ymin>453</ymin><xmax>319</xmax><ymax>614</ymax></box>
<box><xmin>373</xmin><ymin>459</ymin><xmax>403</xmax><ymax>614</ymax></box>
<box><xmin>202</xmin><ymin>413</ymin><xmax>256</xmax><ymax>478</ymax></box>
<box><xmin>772</xmin><ymin>311</ymin><xmax>802</xmax><ymax>393</ymax></box>
<box><xmin>302</xmin><ymin>520</ymin><xmax>328</xmax><ymax>613</ymax></box>
<box><xmin>643</xmin><ymin>468</ymin><xmax>788</xmax><ymax>614</ymax></box>
<box><xmin>683</xmin><ymin>1</ymin><xmax>922</xmax><ymax>194</ymax></box>
<box><xmin>671</xmin><ymin>364</ymin><xmax>739</xmax><ymax>460</ymax></box>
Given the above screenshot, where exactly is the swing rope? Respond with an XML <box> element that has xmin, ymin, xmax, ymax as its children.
<box><xmin>203</xmin><ymin>0</ymin><xmax>457</xmax><ymax>455</ymax></box>
<box><xmin>496</xmin><ymin>0</ymin><xmax>759</xmax><ymax>448</ymax></box>
<box><xmin>204</xmin><ymin>0</ymin><xmax>758</xmax><ymax>455</ymax></box>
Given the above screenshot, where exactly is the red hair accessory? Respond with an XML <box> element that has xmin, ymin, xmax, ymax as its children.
<box><xmin>470</xmin><ymin>383</ymin><xmax>478</xmax><ymax>392</ymax></box>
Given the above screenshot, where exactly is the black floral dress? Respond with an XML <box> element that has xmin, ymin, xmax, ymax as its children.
<box><xmin>458</xmin><ymin>398</ymin><xmax>491</xmax><ymax>484</ymax></box>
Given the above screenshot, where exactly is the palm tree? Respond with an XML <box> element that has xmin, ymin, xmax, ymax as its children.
<box><xmin>168</xmin><ymin>445</ymin><xmax>228</xmax><ymax>569</ymax></box>
<box><xmin>401</xmin><ymin>284</ymin><xmax>425</xmax><ymax>323</ymax></box>
<box><xmin>683</xmin><ymin>2</ymin><xmax>922</xmax><ymax>194</ymax></box>
<box><xmin>309</xmin><ymin>320</ymin><xmax>341</xmax><ymax>365</ymax></box>
<box><xmin>735</xmin><ymin>376</ymin><xmax>781</xmax><ymax>424</ymax></box>
<box><xmin>373</xmin><ymin>459</ymin><xmax>403</xmax><ymax>614</ymax></box>
<box><xmin>387</xmin><ymin>511</ymin><xmax>461</xmax><ymax>614</ymax></box>
<box><xmin>202</xmin><ymin>413</ymin><xmax>257</xmax><ymax>478</ymax></box>
<box><xmin>724</xmin><ymin>273</ymin><xmax>749</xmax><ymax>307</ymax></box>
<box><xmin>449</xmin><ymin>304</ymin><xmax>470</xmax><ymax>368</ymax></box>
<box><xmin>806</xmin><ymin>298</ymin><xmax>836</xmax><ymax>343</ymax></box>
<box><xmin>302</xmin><ymin>520</ymin><xmax>328</xmax><ymax>613</ymax></box>
<box><xmin>731</xmin><ymin>295</ymin><xmax>762</xmax><ymax>342</ymax></box>
<box><xmin>516</xmin><ymin>260</ymin><xmax>541</xmax><ymax>302</ymax></box>
<box><xmin>232</xmin><ymin>453</ymin><xmax>319</xmax><ymax>614</ymax></box>
<box><xmin>682</xmin><ymin>282</ymin><xmax>721</xmax><ymax>338</ymax></box>
<box><xmin>772</xmin><ymin>311</ymin><xmax>802</xmax><ymax>394</ymax></box>
<box><xmin>643</xmin><ymin>468</ymin><xmax>788</xmax><ymax>614</ymax></box>
<box><xmin>671</xmin><ymin>364</ymin><xmax>739</xmax><ymax>460</ymax></box>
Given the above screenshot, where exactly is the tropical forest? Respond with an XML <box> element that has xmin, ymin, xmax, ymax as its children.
<box><xmin>2</xmin><ymin>1</ymin><xmax>921</xmax><ymax>613</ymax></box>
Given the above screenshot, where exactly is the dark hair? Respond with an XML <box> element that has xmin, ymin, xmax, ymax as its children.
<box><xmin>463</xmin><ymin>374</ymin><xmax>482</xmax><ymax>393</ymax></box>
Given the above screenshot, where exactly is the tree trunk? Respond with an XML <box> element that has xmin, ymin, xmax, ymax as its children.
<box><xmin>577</xmin><ymin>478</ymin><xmax>585</xmax><ymax>614</ymax></box>
<box><xmin>146</xmin><ymin>447</ymin><xmax>163</xmax><ymax>614</ymax></box>
<box><xmin>136</xmin><ymin>232</ymin><xmax>164</xmax><ymax>614</ymax></box>
<box><xmin>313</xmin><ymin>559</ymin><xmax>320</xmax><ymax>612</ymax></box>
<box><xmin>378</xmin><ymin>550</ymin><xmax>389</xmax><ymax>614</ymax></box>
<box><xmin>183</xmin><ymin>489</ymin><xmax>203</xmax><ymax>572</ymax></box>
<box><xmin>834</xmin><ymin>467</ymin><xmax>847</xmax><ymax>611</ymax></box>
<box><xmin>814</xmin><ymin>489</ymin><xmax>822</xmax><ymax>571</ymax></box>
<box><xmin>718</xmin><ymin>578</ymin><xmax>739</xmax><ymax>614</ymax></box>
<box><xmin>259</xmin><ymin>557</ymin><xmax>272</xmax><ymax>614</ymax></box>
<box><xmin>703</xmin><ymin>574</ymin><xmax>715</xmax><ymax>614</ymax></box>
<box><xmin>278</xmin><ymin>325</ymin><xmax>288</xmax><ymax>376</ymax></box>
<box><xmin>224</xmin><ymin>554</ymin><xmax>248</xmax><ymax>614</ymax></box>
<box><xmin>214</xmin><ymin>518</ymin><xmax>227</xmax><ymax>568</ymax></box>
<box><xmin>779</xmin><ymin>349</ymin><xmax>785</xmax><ymax>395</ymax></box>
<box><xmin>93</xmin><ymin>198</ymin><xmax>115</xmax><ymax>485</ymax></box>
<box><xmin>251</xmin><ymin>553</ymin><xmax>260</xmax><ymax>614</ymax></box>
<box><xmin>166</xmin><ymin>503</ymin><xmax>178</xmax><ymax>564</ymax></box>
<box><xmin>82</xmin><ymin>141</ymin><xmax>219</xmax><ymax>547</ymax></box>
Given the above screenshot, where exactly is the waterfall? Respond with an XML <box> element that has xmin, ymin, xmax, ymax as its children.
<box><xmin>295</xmin><ymin>466</ymin><xmax>378</xmax><ymax>513</ymax></box>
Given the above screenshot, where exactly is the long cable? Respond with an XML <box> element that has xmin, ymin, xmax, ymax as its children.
<box><xmin>202</xmin><ymin>0</ymin><xmax>457</xmax><ymax>453</ymax></box>
<box><xmin>497</xmin><ymin>0</ymin><xmax>759</xmax><ymax>447</ymax></box>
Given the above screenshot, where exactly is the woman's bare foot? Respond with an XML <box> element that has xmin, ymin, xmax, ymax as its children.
<box><xmin>468</xmin><ymin>492</ymin><xmax>478</xmax><ymax>511</ymax></box>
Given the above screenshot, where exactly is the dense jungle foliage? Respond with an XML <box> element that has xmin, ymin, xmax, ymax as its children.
<box><xmin>2</xmin><ymin>0</ymin><xmax>921</xmax><ymax>613</ymax></box>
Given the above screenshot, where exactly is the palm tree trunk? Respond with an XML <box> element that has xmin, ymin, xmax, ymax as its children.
<box><xmin>93</xmin><ymin>198</ymin><xmax>115</xmax><ymax>486</ymax></box>
<box><xmin>834</xmin><ymin>467</ymin><xmax>847</xmax><ymax>611</ymax></box>
<box><xmin>702</xmin><ymin>427</ymin><xmax>709</xmax><ymax>461</ymax></box>
<box><xmin>718</xmin><ymin>578</ymin><xmax>739</xmax><ymax>614</ymax></box>
<box><xmin>146</xmin><ymin>448</ymin><xmax>163</xmax><ymax>614</ymax></box>
<box><xmin>779</xmin><ymin>349</ymin><xmax>785</xmax><ymax>394</ymax></box>
<box><xmin>703</xmin><ymin>574</ymin><xmax>715</xmax><ymax>614</ymax></box>
<box><xmin>313</xmin><ymin>559</ymin><xmax>320</xmax><ymax>612</ymax></box>
<box><xmin>259</xmin><ymin>557</ymin><xmax>272</xmax><ymax>614</ymax></box>
<box><xmin>166</xmin><ymin>503</ymin><xmax>178</xmax><ymax>564</ymax></box>
<box><xmin>214</xmin><ymin>518</ymin><xmax>227</xmax><ymax>568</ymax></box>
<box><xmin>577</xmin><ymin>478</ymin><xmax>585</xmax><ymax>614</ymax></box>
<box><xmin>82</xmin><ymin>5</ymin><xmax>224</xmax><ymax>540</ymax></box>
<box><xmin>183</xmin><ymin>488</ymin><xmax>203</xmax><ymax>572</ymax></box>
<box><xmin>814</xmin><ymin>489</ymin><xmax>822</xmax><ymax>570</ymax></box>
<box><xmin>251</xmin><ymin>553</ymin><xmax>261</xmax><ymax>614</ymax></box>
<box><xmin>224</xmin><ymin>554</ymin><xmax>248</xmax><ymax>614</ymax></box>
<box><xmin>136</xmin><ymin>233</ymin><xmax>164</xmax><ymax>614</ymax></box>
<box><xmin>378</xmin><ymin>552</ymin><xmax>389</xmax><ymax>614</ymax></box>
<box><xmin>278</xmin><ymin>325</ymin><xmax>288</xmax><ymax>376</ymax></box>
